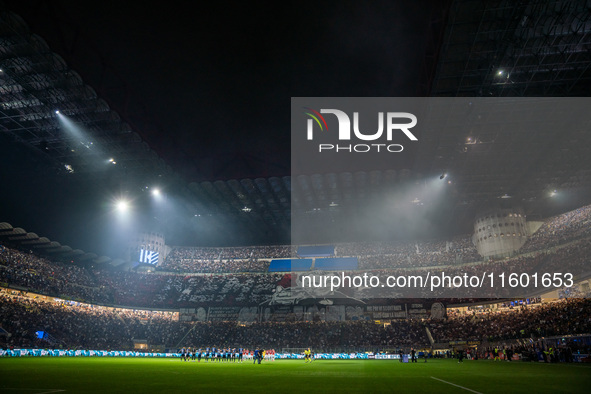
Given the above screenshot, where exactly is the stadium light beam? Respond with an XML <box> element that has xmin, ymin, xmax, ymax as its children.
<box><xmin>56</xmin><ymin>112</ymin><xmax>103</xmax><ymax>157</ymax></box>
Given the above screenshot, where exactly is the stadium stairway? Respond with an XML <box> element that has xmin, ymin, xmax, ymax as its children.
<box><xmin>0</xmin><ymin>326</ymin><xmax>10</xmax><ymax>338</ymax></box>
<box><xmin>425</xmin><ymin>327</ymin><xmax>435</xmax><ymax>346</ymax></box>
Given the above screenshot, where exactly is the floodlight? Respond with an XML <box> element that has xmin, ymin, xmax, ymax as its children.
<box><xmin>116</xmin><ymin>200</ymin><xmax>129</xmax><ymax>212</ymax></box>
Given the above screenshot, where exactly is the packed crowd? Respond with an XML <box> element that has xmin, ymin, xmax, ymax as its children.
<box><xmin>479</xmin><ymin>338</ymin><xmax>590</xmax><ymax>363</ymax></box>
<box><xmin>0</xmin><ymin>204</ymin><xmax>589</xmax><ymax>310</ymax></box>
<box><xmin>122</xmin><ymin>204</ymin><xmax>591</xmax><ymax>273</ymax></box>
<box><xmin>2</xmin><ymin>235</ymin><xmax>590</xmax><ymax>308</ymax></box>
<box><xmin>0</xmin><ymin>288</ymin><xmax>429</xmax><ymax>351</ymax></box>
<box><xmin>0</xmin><ymin>289</ymin><xmax>177</xmax><ymax>350</ymax></box>
<box><xmin>445</xmin><ymin>297</ymin><xmax>544</xmax><ymax>319</ymax></box>
<box><xmin>157</xmin><ymin>258</ymin><xmax>271</xmax><ymax>274</ymax></box>
<box><xmin>347</xmin><ymin>237</ymin><xmax>591</xmax><ymax>300</ymax></box>
<box><xmin>429</xmin><ymin>298</ymin><xmax>591</xmax><ymax>343</ymax></box>
<box><xmin>0</xmin><ymin>247</ymin><xmax>112</xmax><ymax>304</ymax></box>
<box><xmin>1</xmin><ymin>288</ymin><xmax>589</xmax><ymax>353</ymax></box>
<box><xmin>160</xmin><ymin>236</ymin><xmax>484</xmax><ymax>273</ymax></box>
<box><xmin>520</xmin><ymin>204</ymin><xmax>591</xmax><ymax>253</ymax></box>
<box><xmin>160</xmin><ymin>245</ymin><xmax>293</xmax><ymax>272</ymax></box>
<box><xmin>338</xmin><ymin>235</ymin><xmax>482</xmax><ymax>269</ymax></box>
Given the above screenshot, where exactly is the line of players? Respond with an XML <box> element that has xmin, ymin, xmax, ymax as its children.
<box><xmin>179</xmin><ymin>347</ymin><xmax>276</xmax><ymax>363</ymax></box>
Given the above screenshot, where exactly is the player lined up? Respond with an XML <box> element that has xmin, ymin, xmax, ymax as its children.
<box><xmin>178</xmin><ymin>347</ymin><xmax>275</xmax><ymax>363</ymax></box>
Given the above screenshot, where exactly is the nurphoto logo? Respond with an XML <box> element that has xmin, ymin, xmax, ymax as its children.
<box><xmin>304</xmin><ymin>108</ymin><xmax>418</xmax><ymax>153</ymax></box>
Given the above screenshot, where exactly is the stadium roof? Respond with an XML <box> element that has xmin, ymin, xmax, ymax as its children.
<box><xmin>0</xmin><ymin>0</ymin><xmax>590</xmax><ymax>260</ymax></box>
<box><xmin>0</xmin><ymin>221</ymin><xmax>112</xmax><ymax>267</ymax></box>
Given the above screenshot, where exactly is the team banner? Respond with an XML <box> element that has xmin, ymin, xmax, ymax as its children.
<box><xmin>0</xmin><ymin>349</ymin><xmax>178</xmax><ymax>358</ymax></box>
<box><xmin>0</xmin><ymin>349</ymin><xmax>399</xmax><ymax>360</ymax></box>
<box><xmin>276</xmin><ymin>353</ymin><xmax>402</xmax><ymax>360</ymax></box>
<box><xmin>4</xmin><ymin>349</ymin><xmax>587</xmax><ymax>361</ymax></box>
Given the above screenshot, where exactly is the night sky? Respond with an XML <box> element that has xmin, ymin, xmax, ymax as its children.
<box><xmin>0</xmin><ymin>1</ymin><xmax>447</xmax><ymax>253</ymax></box>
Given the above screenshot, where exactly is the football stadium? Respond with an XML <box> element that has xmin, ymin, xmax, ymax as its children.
<box><xmin>1</xmin><ymin>1</ymin><xmax>591</xmax><ymax>393</ymax></box>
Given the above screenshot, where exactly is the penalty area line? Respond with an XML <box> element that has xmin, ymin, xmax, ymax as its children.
<box><xmin>430</xmin><ymin>377</ymin><xmax>482</xmax><ymax>394</ymax></box>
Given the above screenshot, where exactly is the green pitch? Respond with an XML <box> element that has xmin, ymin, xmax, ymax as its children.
<box><xmin>0</xmin><ymin>358</ymin><xmax>590</xmax><ymax>393</ymax></box>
